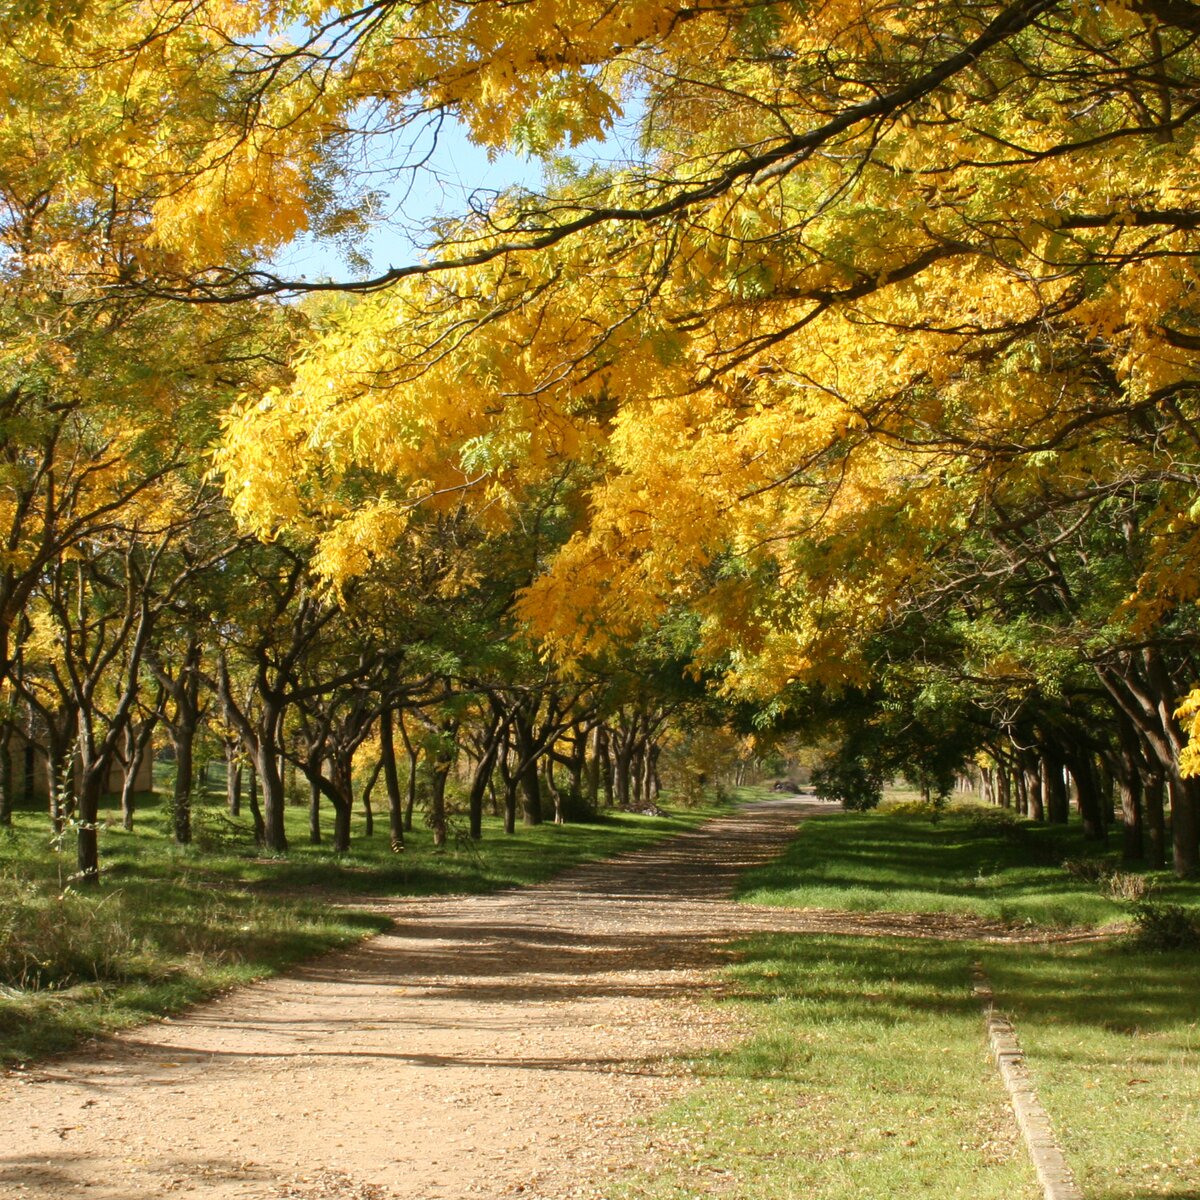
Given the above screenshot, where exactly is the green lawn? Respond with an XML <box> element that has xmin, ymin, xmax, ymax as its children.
<box><xmin>628</xmin><ymin>795</ymin><xmax>1200</xmax><ymax>1200</ymax></box>
<box><xmin>736</xmin><ymin>802</ymin><xmax>1196</xmax><ymax>928</ymax></box>
<box><xmin>623</xmin><ymin>934</ymin><xmax>1041</xmax><ymax>1200</ymax></box>
<box><xmin>0</xmin><ymin>786</ymin><xmax>727</xmax><ymax>1064</ymax></box>
<box><xmin>981</xmin><ymin>939</ymin><xmax>1200</xmax><ymax>1200</ymax></box>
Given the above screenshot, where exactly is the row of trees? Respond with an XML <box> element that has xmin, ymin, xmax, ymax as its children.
<box><xmin>4</xmin><ymin>0</ymin><xmax>1200</xmax><ymax>877</ymax></box>
<box><xmin>0</xmin><ymin>399</ymin><xmax>698</xmax><ymax>874</ymax></box>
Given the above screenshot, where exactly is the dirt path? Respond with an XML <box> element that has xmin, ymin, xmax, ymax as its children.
<box><xmin>0</xmin><ymin>799</ymin><xmax>1006</xmax><ymax>1200</ymax></box>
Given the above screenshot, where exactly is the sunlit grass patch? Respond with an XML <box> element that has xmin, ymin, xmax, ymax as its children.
<box><xmin>621</xmin><ymin>934</ymin><xmax>1040</xmax><ymax>1200</ymax></box>
<box><xmin>735</xmin><ymin>807</ymin><xmax>1198</xmax><ymax>928</ymax></box>
<box><xmin>630</xmin><ymin>803</ymin><xmax>1200</xmax><ymax>1200</ymax></box>
<box><xmin>981</xmin><ymin>939</ymin><xmax>1200</xmax><ymax>1199</ymax></box>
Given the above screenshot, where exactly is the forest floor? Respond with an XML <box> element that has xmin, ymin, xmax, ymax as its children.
<box><xmin>0</xmin><ymin>796</ymin><xmax>1038</xmax><ymax>1200</ymax></box>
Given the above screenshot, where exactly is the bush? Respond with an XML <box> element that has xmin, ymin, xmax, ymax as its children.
<box><xmin>1132</xmin><ymin>902</ymin><xmax>1200</xmax><ymax>951</ymax></box>
<box><xmin>812</xmin><ymin>758</ymin><xmax>883</xmax><ymax>811</ymax></box>
<box><xmin>1062</xmin><ymin>856</ymin><xmax>1109</xmax><ymax>883</ymax></box>
<box><xmin>1062</xmin><ymin>858</ymin><xmax>1155</xmax><ymax>902</ymax></box>
<box><xmin>961</xmin><ymin>805</ymin><xmax>1022</xmax><ymax>832</ymax></box>
<box><xmin>1104</xmin><ymin>870</ymin><xmax>1153</xmax><ymax>902</ymax></box>
<box><xmin>884</xmin><ymin>798</ymin><xmax>943</xmax><ymax>819</ymax></box>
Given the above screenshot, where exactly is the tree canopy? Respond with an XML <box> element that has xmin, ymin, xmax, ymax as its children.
<box><xmin>3</xmin><ymin>0</ymin><xmax>1200</xmax><ymax>875</ymax></box>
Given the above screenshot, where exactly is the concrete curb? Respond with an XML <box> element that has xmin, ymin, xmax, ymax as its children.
<box><xmin>973</xmin><ymin>965</ymin><xmax>1084</xmax><ymax>1200</ymax></box>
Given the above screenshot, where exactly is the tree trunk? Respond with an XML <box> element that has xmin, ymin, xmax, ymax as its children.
<box><xmin>1144</xmin><ymin>770</ymin><xmax>1167</xmax><ymax>871</ymax></box>
<box><xmin>119</xmin><ymin>718</ymin><xmax>154</xmax><ymax>832</ymax></box>
<box><xmin>0</xmin><ymin>724</ymin><xmax>12</xmax><ymax>828</ymax></box>
<box><xmin>599</xmin><ymin>727</ymin><xmax>613</xmax><ymax>806</ymax></box>
<box><xmin>1064</xmin><ymin>748</ymin><xmax>1106</xmax><ymax>842</ymax></box>
<box><xmin>397</xmin><ymin>712</ymin><xmax>418</xmax><ymax>833</ymax></box>
<box><xmin>586</xmin><ymin>725</ymin><xmax>603</xmax><ymax>807</ymax></box>
<box><xmin>1022</xmin><ymin>756</ymin><xmax>1043</xmax><ymax>821</ymax></box>
<box><xmin>332</xmin><ymin>795</ymin><xmax>352</xmax><ymax>852</ymax></box>
<box><xmin>568</xmin><ymin>726</ymin><xmax>586</xmax><ymax>810</ymax></box>
<box><xmin>256</xmin><ymin>736</ymin><xmax>288</xmax><ymax>852</ymax></box>
<box><xmin>1098</xmin><ymin>656</ymin><xmax>1198</xmax><ymax>876</ymax></box>
<box><xmin>467</xmin><ymin>725</ymin><xmax>501</xmax><ymax>840</ymax></box>
<box><xmin>247</xmin><ymin>761</ymin><xmax>266</xmax><ymax>845</ymax></box>
<box><xmin>75</xmin><ymin>770</ymin><xmax>104</xmax><ymax>884</ymax></box>
<box><xmin>21</xmin><ymin>733</ymin><xmax>35</xmax><ymax>807</ymax></box>
<box><xmin>499</xmin><ymin>736</ymin><xmax>518</xmax><ymax>835</ymax></box>
<box><xmin>1117</xmin><ymin>773</ymin><xmax>1144</xmax><ymax>863</ymax></box>
<box><xmin>429</xmin><ymin>752</ymin><xmax>451</xmax><ymax>847</ymax></box>
<box><xmin>47</xmin><ymin>735</ymin><xmax>70</xmax><ymax>833</ymax></box>
<box><xmin>226</xmin><ymin>741</ymin><xmax>242</xmax><ymax>816</ymax></box>
<box><xmin>1010</xmin><ymin>760</ymin><xmax>1025</xmax><ymax>815</ymax></box>
<box><xmin>1042</xmin><ymin>752</ymin><xmax>1069</xmax><ymax>825</ymax></box>
<box><xmin>361</xmin><ymin>759</ymin><xmax>380</xmax><ymax>838</ymax></box>
<box><xmin>1168</xmin><ymin>775</ymin><xmax>1199</xmax><ymax>879</ymax></box>
<box><xmin>380</xmin><ymin>708</ymin><xmax>405</xmax><ymax>852</ymax></box>
<box><xmin>543</xmin><ymin>756</ymin><xmax>564</xmax><ymax>824</ymax></box>
<box><xmin>614</xmin><ymin>739</ymin><xmax>633</xmax><ymax>807</ymax></box>
<box><xmin>308</xmin><ymin>770</ymin><xmax>322</xmax><ymax>845</ymax></box>
<box><xmin>512</xmin><ymin>711</ymin><xmax>542</xmax><ymax>826</ymax></box>
<box><xmin>172</xmin><ymin>722</ymin><xmax>196</xmax><ymax>846</ymax></box>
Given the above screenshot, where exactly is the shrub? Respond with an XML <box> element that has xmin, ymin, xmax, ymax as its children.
<box><xmin>1061</xmin><ymin>858</ymin><xmax>1155</xmax><ymax>902</ymax></box>
<box><xmin>1062</xmin><ymin>857</ymin><xmax>1109</xmax><ymax>883</ymax></box>
<box><xmin>1132</xmin><ymin>902</ymin><xmax>1200</xmax><ymax>951</ymax></box>
<box><xmin>812</xmin><ymin>758</ymin><xmax>883</xmax><ymax>811</ymax></box>
<box><xmin>1104</xmin><ymin>870</ymin><xmax>1153</xmax><ymax>902</ymax></box>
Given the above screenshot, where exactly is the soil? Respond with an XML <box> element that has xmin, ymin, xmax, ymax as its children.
<box><xmin>0</xmin><ymin>798</ymin><xmax>1016</xmax><ymax>1200</ymax></box>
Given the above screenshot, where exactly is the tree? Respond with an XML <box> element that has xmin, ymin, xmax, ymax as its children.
<box><xmin>14</xmin><ymin>0</ymin><xmax>1200</xmax><ymax>875</ymax></box>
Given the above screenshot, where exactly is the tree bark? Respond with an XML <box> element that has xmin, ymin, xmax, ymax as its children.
<box><xmin>1022</xmin><ymin>755</ymin><xmax>1043</xmax><ymax>821</ymax></box>
<box><xmin>171</xmin><ymin>721</ymin><xmax>196</xmax><ymax>845</ymax></box>
<box><xmin>1042</xmin><ymin>750</ymin><xmax>1069</xmax><ymax>825</ymax></box>
<box><xmin>308</xmin><ymin>771</ymin><xmax>322</xmax><ymax>844</ymax></box>
<box><xmin>226</xmin><ymin>741</ymin><xmax>242</xmax><ymax>816</ymax></box>
<box><xmin>380</xmin><ymin>708</ymin><xmax>405</xmax><ymax>851</ymax></box>
<box><xmin>1098</xmin><ymin>656</ymin><xmax>1198</xmax><ymax>875</ymax></box>
<box><xmin>512</xmin><ymin>710</ymin><xmax>542</xmax><ymax>826</ymax></box>
<box><xmin>467</xmin><ymin>713</ymin><xmax>503</xmax><ymax>840</ymax></box>
<box><xmin>396</xmin><ymin>711</ymin><xmax>419</xmax><ymax>833</ymax></box>
<box><xmin>75</xmin><ymin>770</ymin><xmax>104</xmax><ymax>882</ymax></box>
<box><xmin>543</xmin><ymin>755</ymin><xmax>564</xmax><ymax>824</ymax></box>
<box><xmin>329</xmin><ymin>755</ymin><xmax>355</xmax><ymax>853</ymax></box>
<box><xmin>255</xmin><ymin>735</ymin><xmax>288</xmax><ymax>851</ymax></box>
<box><xmin>247</xmin><ymin>761</ymin><xmax>266</xmax><ymax>845</ymax></box>
<box><xmin>1064</xmin><ymin>746</ymin><xmax>1106</xmax><ymax>842</ymax></box>
<box><xmin>1144</xmin><ymin>770</ymin><xmax>1167</xmax><ymax>871</ymax></box>
<box><xmin>429</xmin><ymin>749</ymin><xmax>452</xmax><ymax>847</ymax></box>
<box><xmin>361</xmin><ymin>759</ymin><xmax>380</xmax><ymax>838</ymax></box>
<box><xmin>0</xmin><ymin>722</ymin><xmax>12</xmax><ymax>828</ymax></box>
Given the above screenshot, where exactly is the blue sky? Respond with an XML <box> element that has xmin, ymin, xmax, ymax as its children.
<box><xmin>270</xmin><ymin>103</ymin><xmax>646</xmax><ymax>284</ymax></box>
<box><xmin>270</xmin><ymin>121</ymin><xmax>544</xmax><ymax>281</ymax></box>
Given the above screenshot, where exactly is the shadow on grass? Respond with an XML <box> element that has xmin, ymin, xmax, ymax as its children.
<box><xmin>982</xmin><ymin>937</ymin><xmax>1200</xmax><ymax>1037</ymax></box>
<box><xmin>735</xmin><ymin>809</ymin><xmax>1196</xmax><ymax>925</ymax></box>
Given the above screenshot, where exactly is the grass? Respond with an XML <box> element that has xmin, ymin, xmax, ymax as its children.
<box><xmin>0</xmin><ymin>784</ymin><xmax>728</xmax><ymax>1064</ymax></box>
<box><xmin>622</xmin><ymin>934</ymin><xmax>1040</xmax><ymax>1200</ymax></box>
<box><xmin>624</xmin><ymin>790</ymin><xmax>1200</xmax><ymax>1200</ymax></box>
<box><xmin>981</xmin><ymin>939</ymin><xmax>1200</xmax><ymax>1200</ymax></box>
<box><xmin>735</xmin><ymin>800</ymin><xmax>1199</xmax><ymax>928</ymax></box>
